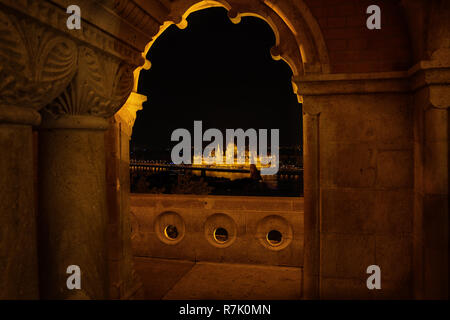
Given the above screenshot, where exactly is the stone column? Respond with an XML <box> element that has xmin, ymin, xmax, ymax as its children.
<box><xmin>0</xmin><ymin>5</ymin><xmax>77</xmax><ymax>298</ymax></box>
<box><xmin>301</xmin><ymin>100</ymin><xmax>321</xmax><ymax>299</ymax></box>
<box><xmin>36</xmin><ymin>45</ymin><xmax>136</xmax><ymax>299</ymax></box>
<box><xmin>412</xmin><ymin>64</ymin><xmax>449</xmax><ymax>299</ymax></box>
<box><xmin>38</xmin><ymin>115</ymin><xmax>110</xmax><ymax>299</ymax></box>
<box><xmin>401</xmin><ymin>0</ymin><xmax>449</xmax><ymax>299</ymax></box>
<box><xmin>0</xmin><ymin>107</ymin><xmax>41</xmax><ymax>299</ymax></box>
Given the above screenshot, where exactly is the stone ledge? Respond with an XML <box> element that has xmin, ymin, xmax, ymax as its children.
<box><xmin>293</xmin><ymin>61</ymin><xmax>450</xmax><ymax>97</ymax></box>
<box><xmin>130</xmin><ymin>193</ymin><xmax>304</xmax><ymax>211</ymax></box>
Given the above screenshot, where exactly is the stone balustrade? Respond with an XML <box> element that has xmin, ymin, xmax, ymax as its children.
<box><xmin>130</xmin><ymin>194</ymin><xmax>304</xmax><ymax>267</ymax></box>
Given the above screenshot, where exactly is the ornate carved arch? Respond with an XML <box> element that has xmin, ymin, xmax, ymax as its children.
<box><xmin>126</xmin><ymin>0</ymin><xmax>330</xmax><ymax>93</ymax></box>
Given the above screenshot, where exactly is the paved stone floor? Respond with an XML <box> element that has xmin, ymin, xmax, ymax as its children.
<box><xmin>133</xmin><ymin>257</ymin><xmax>302</xmax><ymax>300</ymax></box>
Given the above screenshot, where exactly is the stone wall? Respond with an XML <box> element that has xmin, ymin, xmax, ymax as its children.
<box><xmin>313</xmin><ymin>91</ymin><xmax>413</xmax><ymax>299</ymax></box>
<box><xmin>304</xmin><ymin>0</ymin><xmax>412</xmax><ymax>73</ymax></box>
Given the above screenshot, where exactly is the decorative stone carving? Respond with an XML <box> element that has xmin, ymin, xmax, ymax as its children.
<box><xmin>0</xmin><ymin>8</ymin><xmax>77</xmax><ymax>124</ymax></box>
<box><xmin>45</xmin><ymin>47</ymin><xmax>135</xmax><ymax>119</ymax></box>
<box><xmin>255</xmin><ymin>215</ymin><xmax>293</xmax><ymax>251</ymax></box>
<box><xmin>1</xmin><ymin>0</ymin><xmax>144</xmax><ymax>66</ymax></box>
<box><xmin>204</xmin><ymin>213</ymin><xmax>237</xmax><ymax>249</ymax></box>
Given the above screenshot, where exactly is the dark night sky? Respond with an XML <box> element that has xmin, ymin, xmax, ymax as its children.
<box><xmin>133</xmin><ymin>7</ymin><xmax>302</xmax><ymax>152</ymax></box>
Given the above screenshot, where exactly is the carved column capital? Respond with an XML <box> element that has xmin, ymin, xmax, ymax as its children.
<box><xmin>43</xmin><ymin>46</ymin><xmax>135</xmax><ymax>124</ymax></box>
<box><xmin>409</xmin><ymin>62</ymin><xmax>450</xmax><ymax>110</ymax></box>
<box><xmin>0</xmin><ymin>6</ymin><xmax>78</xmax><ymax>125</ymax></box>
<box><xmin>427</xmin><ymin>85</ymin><xmax>450</xmax><ymax>109</ymax></box>
<box><xmin>301</xmin><ymin>99</ymin><xmax>322</xmax><ymax>117</ymax></box>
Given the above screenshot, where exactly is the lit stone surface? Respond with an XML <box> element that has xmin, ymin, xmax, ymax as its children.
<box><xmin>38</xmin><ymin>117</ymin><xmax>109</xmax><ymax>299</ymax></box>
<box><xmin>133</xmin><ymin>257</ymin><xmax>302</xmax><ymax>300</ymax></box>
<box><xmin>163</xmin><ymin>262</ymin><xmax>302</xmax><ymax>300</ymax></box>
<box><xmin>0</xmin><ymin>124</ymin><xmax>39</xmax><ymax>299</ymax></box>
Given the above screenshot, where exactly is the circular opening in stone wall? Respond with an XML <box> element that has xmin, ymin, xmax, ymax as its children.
<box><xmin>164</xmin><ymin>225</ymin><xmax>178</xmax><ymax>240</ymax></box>
<box><xmin>267</xmin><ymin>230</ymin><xmax>282</xmax><ymax>246</ymax></box>
<box><xmin>213</xmin><ymin>227</ymin><xmax>228</xmax><ymax>243</ymax></box>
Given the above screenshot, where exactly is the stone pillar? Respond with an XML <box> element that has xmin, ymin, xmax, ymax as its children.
<box><xmin>295</xmin><ymin>72</ymin><xmax>415</xmax><ymax>299</ymax></box>
<box><xmin>412</xmin><ymin>64</ymin><xmax>449</xmax><ymax>299</ymax></box>
<box><xmin>301</xmin><ymin>102</ymin><xmax>321</xmax><ymax>299</ymax></box>
<box><xmin>35</xmin><ymin>43</ymin><xmax>136</xmax><ymax>299</ymax></box>
<box><xmin>37</xmin><ymin>115</ymin><xmax>110</xmax><ymax>299</ymax></box>
<box><xmin>0</xmin><ymin>107</ymin><xmax>41</xmax><ymax>299</ymax></box>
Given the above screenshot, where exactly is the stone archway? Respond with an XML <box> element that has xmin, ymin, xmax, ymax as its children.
<box><xmin>116</xmin><ymin>0</ymin><xmax>330</xmax><ymax>299</ymax></box>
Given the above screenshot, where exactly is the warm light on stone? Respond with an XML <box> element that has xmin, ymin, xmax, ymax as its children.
<box><xmin>0</xmin><ymin>0</ymin><xmax>448</xmax><ymax>301</ymax></box>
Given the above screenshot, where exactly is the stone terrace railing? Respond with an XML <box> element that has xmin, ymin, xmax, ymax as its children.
<box><xmin>130</xmin><ymin>194</ymin><xmax>304</xmax><ymax>267</ymax></box>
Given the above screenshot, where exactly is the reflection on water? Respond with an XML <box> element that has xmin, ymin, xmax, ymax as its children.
<box><xmin>193</xmin><ymin>170</ymin><xmax>248</xmax><ymax>180</ymax></box>
<box><xmin>194</xmin><ymin>170</ymin><xmax>280</xmax><ymax>189</ymax></box>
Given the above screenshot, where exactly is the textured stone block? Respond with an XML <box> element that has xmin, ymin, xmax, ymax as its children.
<box><xmin>376</xmin><ymin>150</ymin><xmax>413</xmax><ymax>188</ymax></box>
<box><xmin>321</xmin><ymin>188</ymin><xmax>377</xmax><ymax>234</ymax></box>
<box><xmin>321</xmin><ymin>142</ymin><xmax>377</xmax><ymax>187</ymax></box>
<box><xmin>372</xmin><ymin>279</ymin><xmax>412</xmax><ymax>299</ymax></box>
<box><xmin>376</xmin><ymin>95</ymin><xmax>413</xmax><ymax>145</ymax></box>
<box><xmin>374</xmin><ymin>190</ymin><xmax>413</xmax><ymax>234</ymax></box>
<box><xmin>319</xmin><ymin>96</ymin><xmax>376</xmax><ymax>143</ymax></box>
<box><xmin>321</xmin><ymin>233</ymin><xmax>376</xmax><ymax>279</ymax></box>
<box><xmin>321</xmin><ymin>277</ymin><xmax>372</xmax><ymax>300</ymax></box>
<box><xmin>375</xmin><ymin>234</ymin><xmax>412</xmax><ymax>282</ymax></box>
